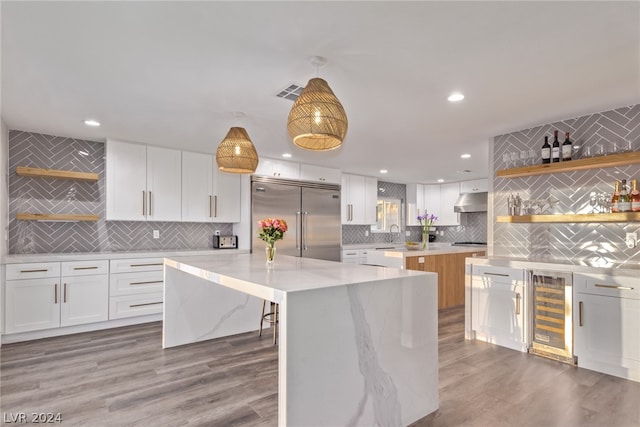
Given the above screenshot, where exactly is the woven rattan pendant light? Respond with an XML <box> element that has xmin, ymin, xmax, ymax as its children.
<box><xmin>215</xmin><ymin>126</ymin><xmax>259</xmax><ymax>174</ymax></box>
<box><xmin>287</xmin><ymin>57</ymin><xmax>348</xmax><ymax>151</ymax></box>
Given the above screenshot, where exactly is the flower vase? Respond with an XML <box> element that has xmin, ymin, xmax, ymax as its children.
<box><xmin>421</xmin><ymin>230</ymin><xmax>429</xmax><ymax>250</ymax></box>
<box><xmin>265</xmin><ymin>243</ymin><xmax>276</xmax><ymax>268</ymax></box>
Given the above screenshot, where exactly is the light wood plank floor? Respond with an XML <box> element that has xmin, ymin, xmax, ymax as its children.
<box><xmin>1</xmin><ymin>307</ymin><xmax>638</xmax><ymax>426</ymax></box>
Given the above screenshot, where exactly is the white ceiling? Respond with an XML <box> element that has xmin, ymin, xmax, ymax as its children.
<box><xmin>2</xmin><ymin>1</ymin><xmax>639</xmax><ymax>184</ymax></box>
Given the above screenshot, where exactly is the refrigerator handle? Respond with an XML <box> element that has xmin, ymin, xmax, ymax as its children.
<box><xmin>296</xmin><ymin>211</ymin><xmax>301</xmax><ymax>250</ymax></box>
<box><xmin>303</xmin><ymin>212</ymin><xmax>308</xmax><ymax>250</ymax></box>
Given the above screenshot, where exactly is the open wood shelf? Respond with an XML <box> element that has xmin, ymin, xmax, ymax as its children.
<box><xmin>16</xmin><ymin>166</ymin><xmax>99</xmax><ymax>182</ymax></box>
<box><xmin>496</xmin><ymin>212</ymin><xmax>640</xmax><ymax>223</ymax></box>
<box><xmin>496</xmin><ymin>151</ymin><xmax>640</xmax><ymax>178</ymax></box>
<box><xmin>16</xmin><ymin>213</ymin><xmax>99</xmax><ymax>222</ymax></box>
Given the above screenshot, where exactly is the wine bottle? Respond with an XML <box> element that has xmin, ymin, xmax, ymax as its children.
<box><xmin>611</xmin><ymin>181</ymin><xmax>621</xmax><ymax>213</ymax></box>
<box><xmin>551</xmin><ymin>130</ymin><xmax>560</xmax><ymax>163</ymax></box>
<box><xmin>618</xmin><ymin>179</ymin><xmax>631</xmax><ymax>212</ymax></box>
<box><xmin>562</xmin><ymin>132</ymin><xmax>572</xmax><ymax>161</ymax></box>
<box><xmin>541</xmin><ymin>136</ymin><xmax>551</xmax><ymax>164</ymax></box>
<box><xmin>631</xmin><ymin>179</ymin><xmax>640</xmax><ymax>212</ymax></box>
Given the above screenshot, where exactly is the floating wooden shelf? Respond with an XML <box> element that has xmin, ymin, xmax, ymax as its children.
<box><xmin>496</xmin><ymin>151</ymin><xmax>640</xmax><ymax>178</ymax></box>
<box><xmin>16</xmin><ymin>213</ymin><xmax>99</xmax><ymax>222</ymax></box>
<box><xmin>16</xmin><ymin>166</ymin><xmax>99</xmax><ymax>182</ymax></box>
<box><xmin>496</xmin><ymin>212</ymin><xmax>640</xmax><ymax>223</ymax></box>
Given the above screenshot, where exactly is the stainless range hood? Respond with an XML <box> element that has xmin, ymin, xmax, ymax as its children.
<box><xmin>454</xmin><ymin>192</ymin><xmax>488</xmax><ymax>212</ymax></box>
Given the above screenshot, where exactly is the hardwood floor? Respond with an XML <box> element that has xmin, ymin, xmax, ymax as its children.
<box><xmin>1</xmin><ymin>307</ymin><xmax>638</xmax><ymax>426</ymax></box>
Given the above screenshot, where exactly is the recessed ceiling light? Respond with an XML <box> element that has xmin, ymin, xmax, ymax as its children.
<box><xmin>448</xmin><ymin>92</ymin><xmax>464</xmax><ymax>102</ymax></box>
<box><xmin>460</xmin><ymin>153</ymin><xmax>471</xmax><ymax>159</ymax></box>
<box><xmin>437</xmin><ymin>179</ymin><xmax>445</xmax><ymax>183</ymax></box>
<box><xmin>379</xmin><ymin>169</ymin><xmax>388</xmax><ymax>174</ymax></box>
<box><xmin>83</xmin><ymin>119</ymin><xmax>100</xmax><ymax>127</ymax></box>
<box><xmin>282</xmin><ymin>153</ymin><xmax>292</xmax><ymax>158</ymax></box>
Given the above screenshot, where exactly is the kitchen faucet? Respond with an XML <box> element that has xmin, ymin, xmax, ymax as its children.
<box><xmin>389</xmin><ymin>224</ymin><xmax>400</xmax><ymax>242</ymax></box>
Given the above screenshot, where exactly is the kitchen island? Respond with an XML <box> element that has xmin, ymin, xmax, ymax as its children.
<box><xmin>366</xmin><ymin>243</ymin><xmax>485</xmax><ymax>308</ymax></box>
<box><xmin>163</xmin><ymin>253</ymin><xmax>438</xmax><ymax>427</ymax></box>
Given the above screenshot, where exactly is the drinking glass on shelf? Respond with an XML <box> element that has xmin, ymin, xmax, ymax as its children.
<box><xmin>520</xmin><ymin>150</ymin><xmax>529</xmax><ymax>166</ymax></box>
<box><xmin>589</xmin><ymin>192</ymin><xmax>598</xmax><ymax>213</ymax></box>
<box><xmin>510</xmin><ymin>152</ymin><xmax>519</xmax><ymax>167</ymax></box>
<box><xmin>528</xmin><ymin>149</ymin><xmax>536</xmax><ymax>165</ymax></box>
<box><xmin>502</xmin><ymin>153</ymin><xmax>511</xmax><ymax>168</ymax></box>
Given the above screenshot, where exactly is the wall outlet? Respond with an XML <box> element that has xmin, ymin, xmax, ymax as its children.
<box><xmin>406</xmin><ymin>231</ymin><xmax>410</xmax><ymax>236</ymax></box>
<box><xmin>365</xmin><ymin>230</ymin><xmax>369</xmax><ymax>237</ymax></box>
<box><xmin>153</xmin><ymin>230</ymin><xmax>160</xmax><ymax>239</ymax></box>
<box><xmin>215</xmin><ymin>230</ymin><xmax>220</xmax><ymax>236</ymax></box>
<box><xmin>625</xmin><ymin>232</ymin><xmax>637</xmax><ymax>248</ymax></box>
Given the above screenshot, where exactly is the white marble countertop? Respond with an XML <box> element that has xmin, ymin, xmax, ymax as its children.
<box><xmin>3</xmin><ymin>248</ymin><xmax>248</xmax><ymax>264</ymax></box>
<box><xmin>467</xmin><ymin>256</ymin><xmax>640</xmax><ymax>276</ymax></box>
<box><xmin>165</xmin><ymin>253</ymin><xmax>430</xmax><ymax>295</ymax></box>
<box><xmin>368</xmin><ymin>243</ymin><xmax>487</xmax><ymax>258</ymax></box>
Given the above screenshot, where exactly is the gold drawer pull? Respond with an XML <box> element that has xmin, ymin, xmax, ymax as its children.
<box><xmin>579</xmin><ymin>301</ymin><xmax>584</xmax><ymax>327</ymax></box>
<box><xmin>129</xmin><ymin>263</ymin><xmax>163</xmax><ymax>267</ymax></box>
<box><xmin>130</xmin><ymin>280</ymin><xmax>163</xmax><ymax>285</ymax></box>
<box><xmin>515</xmin><ymin>292</ymin><xmax>521</xmax><ymax>315</ymax></box>
<box><xmin>73</xmin><ymin>266</ymin><xmax>99</xmax><ymax>270</ymax></box>
<box><xmin>129</xmin><ymin>302</ymin><xmax>163</xmax><ymax>308</ymax></box>
<box><xmin>20</xmin><ymin>269</ymin><xmax>48</xmax><ymax>273</ymax></box>
<box><xmin>594</xmin><ymin>284</ymin><xmax>634</xmax><ymax>290</ymax></box>
<box><xmin>483</xmin><ymin>272</ymin><xmax>509</xmax><ymax>277</ymax></box>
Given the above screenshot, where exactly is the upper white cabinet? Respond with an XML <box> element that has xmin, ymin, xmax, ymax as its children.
<box><xmin>460</xmin><ymin>179</ymin><xmax>488</xmax><ymax>194</ymax></box>
<box><xmin>574</xmin><ymin>273</ymin><xmax>639</xmax><ymax>382</ymax></box>
<box><xmin>106</xmin><ymin>140</ymin><xmax>182</xmax><ymax>221</ymax></box>
<box><xmin>299</xmin><ymin>164</ymin><xmax>341</xmax><ymax>184</ymax></box>
<box><xmin>407</xmin><ymin>184</ymin><xmax>441</xmax><ymax>226</ymax></box>
<box><xmin>182</xmin><ymin>152</ymin><xmax>241</xmax><ymax>223</ymax></box>
<box><xmin>254</xmin><ymin>158</ymin><xmax>300</xmax><ymax>180</ymax></box>
<box><xmin>341</xmin><ymin>174</ymin><xmax>377</xmax><ymax>225</ymax></box>
<box><xmin>439</xmin><ymin>182</ymin><xmax>461</xmax><ymax>226</ymax></box>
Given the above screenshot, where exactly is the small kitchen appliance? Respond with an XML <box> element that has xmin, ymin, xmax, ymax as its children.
<box><xmin>213</xmin><ymin>235</ymin><xmax>237</xmax><ymax>249</ymax></box>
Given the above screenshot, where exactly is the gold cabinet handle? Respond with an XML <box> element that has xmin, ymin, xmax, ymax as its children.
<box><xmin>484</xmin><ymin>272</ymin><xmax>509</xmax><ymax>277</ymax></box>
<box><xmin>63</xmin><ymin>283</ymin><xmax>67</xmax><ymax>303</ymax></box>
<box><xmin>515</xmin><ymin>292</ymin><xmax>521</xmax><ymax>315</ymax></box>
<box><xmin>579</xmin><ymin>301</ymin><xmax>584</xmax><ymax>327</ymax></box>
<box><xmin>149</xmin><ymin>191</ymin><xmax>152</xmax><ymax>216</ymax></box>
<box><xmin>214</xmin><ymin>195</ymin><xmax>218</xmax><ymax>217</ymax></box>
<box><xmin>20</xmin><ymin>269</ymin><xmax>48</xmax><ymax>273</ymax></box>
<box><xmin>209</xmin><ymin>195</ymin><xmax>213</xmax><ymax>217</ymax></box>
<box><xmin>73</xmin><ymin>266</ymin><xmax>99</xmax><ymax>270</ymax></box>
<box><xmin>142</xmin><ymin>191</ymin><xmax>146</xmax><ymax>216</ymax></box>
<box><xmin>129</xmin><ymin>280</ymin><xmax>163</xmax><ymax>285</ymax></box>
<box><xmin>594</xmin><ymin>284</ymin><xmax>634</xmax><ymax>290</ymax></box>
<box><xmin>130</xmin><ymin>263</ymin><xmax>163</xmax><ymax>267</ymax></box>
<box><xmin>54</xmin><ymin>283</ymin><xmax>58</xmax><ymax>304</ymax></box>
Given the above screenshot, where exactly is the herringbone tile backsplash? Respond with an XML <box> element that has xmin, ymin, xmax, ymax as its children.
<box><xmin>9</xmin><ymin>131</ymin><xmax>232</xmax><ymax>254</ymax></box>
<box><xmin>493</xmin><ymin>104</ymin><xmax>640</xmax><ymax>267</ymax></box>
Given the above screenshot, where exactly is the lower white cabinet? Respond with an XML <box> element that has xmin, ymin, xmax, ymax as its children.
<box><xmin>471</xmin><ymin>265</ymin><xmax>526</xmax><ymax>352</ymax></box>
<box><xmin>4</xmin><ymin>261</ymin><xmax>109</xmax><ymax>334</ymax></box>
<box><xmin>574</xmin><ymin>273</ymin><xmax>639</xmax><ymax>382</ymax></box>
<box><xmin>341</xmin><ymin>249</ymin><xmax>370</xmax><ymax>264</ymax></box>
<box><xmin>109</xmin><ymin>257</ymin><xmax>164</xmax><ymax>320</ymax></box>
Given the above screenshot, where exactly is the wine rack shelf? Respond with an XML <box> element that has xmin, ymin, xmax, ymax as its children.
<box><xmin>496</xmin><ymin>151</ymin><xmax>640</xmax><ymax>179</ymax></box>
<box><xmin>16</xmin><ymin>213</ymin><xmax>99</xmax><ymax>222</ymax></box>
<box><xmin>16</xmin><ymin>166</ymin><xmax>99</xmax><ymax>182</ymax></box>
<box><xmin>496</xmin><ymin>212</ymin><xmax>640</xmax><ymax>223</ymax></box>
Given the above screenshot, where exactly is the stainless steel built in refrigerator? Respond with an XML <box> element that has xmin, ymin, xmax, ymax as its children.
<box><xmin>251</xmin><ymin>176</ymin><xmax>341</xmax><ymax>261</ymax></box>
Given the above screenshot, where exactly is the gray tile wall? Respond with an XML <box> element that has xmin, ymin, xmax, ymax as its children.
<box><xmin>8</xmin><ymin>130</ymin><xmax>232</xmax><ymax>254</ymax></box>
<box><xmin>492</xmin><ymin>104</ymin><xmax>640</xmax><ymax>267</ymax></box>
<box><xmin>342</xmin><ymin>180</ymin><xmax>488</xmax><ymax>245</ymax></box>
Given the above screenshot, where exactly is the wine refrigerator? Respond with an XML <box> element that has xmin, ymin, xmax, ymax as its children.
<box><xmin>529</xmin><ymin>270</ymin><xmax>576</xmax><ymax>364</ymax></box>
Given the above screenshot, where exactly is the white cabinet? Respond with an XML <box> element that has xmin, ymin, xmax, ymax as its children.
<box><xmin>60</xmin><ymin>261</ymin><xmax>109</xmax><ymax>327</ymax></box>
<box><xmin>574</xmin><ymin>273</ymin><xmax>639</xmax><ymax>382</ymax></box>
<box><xmin>106</xmin><ymin>140</ymin><xmax>182</xmax><ymax>221</ymax></box>
<box><xmin>439</xmin><ymin>182</ymin><xmax>461</xmax><ymax>226</ymax></box>
<box><xmin>341</xmin><ymin>248</ymin><xmax>371</xmax><ymax>264</ymax></box>
<box><xmin>460</xmin><ymin>179</ymin><xmax>488</xmax><ymax>194</ymax></box>
<box><xmin>4</xmin><ymin>261</ymin><xmax>108</xmax><ymax>334</ymax></box>
<box><xmin>299</xmin><ymin>164</ymin><xmax>342</xmax><ymax>184</ymax></box>
<box><xmin>341</xmin><ymin>174</ymin><xmax>377</xmax><ymax>225</ymax></box>
<box><xmin>254</xmin><ymin>158</ymin><xmax>300</xmax><ymax>180</ymax></box>
<box><xmin>471</xmin><ymin>265</ymin><xmax>527</xmax><ymax>352</ymax></box>
<box><xmin>407</xmin><ymin>184</ymin><xmax>442</xmax><ymax>226</ymax></box>
<box><xmin>182</xmin><ymin>151</ymin><xmax>241</xmax><ymax>223</ymax></box>
<box><xmin>109</xmin><ymin>258</ymin><xmax>164</xmax><ymax>320</ymax></box>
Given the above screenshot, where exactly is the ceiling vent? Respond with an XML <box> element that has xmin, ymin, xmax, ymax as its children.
<box><xmin>276</xmin><ymin>84</ymin><xmax>304</xmax><ymax>101</ymax></box>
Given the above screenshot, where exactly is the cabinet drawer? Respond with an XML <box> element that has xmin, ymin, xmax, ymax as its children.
<box><xmin>574</xmin><ymin>273</ymin><xmax>639</xmax><ymax>300</ymax></box>
<box><xmin>472</xmin><ymin>265</ymin><xmax>524</xmax><ymax>284</ymax></box>
<box><xmin>342</xmin><ymin>249</ymin><xmax>362</xmax><ymax>260</ymax></box>
<box><xmin>110</xmin><ymin>258</ymin><xmax>164</xmax><ymax>274</ymax></box>
<box><xmin>61</xmin><ymin>260</ymin><xmax>109</xmax><ymax>277</ymax></box>
<box><xmin>6</xmin><ymin>263</ymin><xmax>60</xmax><ymax>280</ymax></box>
<box><xmin>110</xmin><ymin>271</ymin><xmax>164</xmax><ymax>296</ymax></box>
<box><xmin>109</xmin><ymin>293</ymin><xmax>164</xmax><ymax>319</ymax></box>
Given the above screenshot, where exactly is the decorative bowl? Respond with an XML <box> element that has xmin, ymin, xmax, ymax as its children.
<box><xmin>405</xmin><ymin>242</ymin><xmax>420</xmax><ymax>251</ymax></box>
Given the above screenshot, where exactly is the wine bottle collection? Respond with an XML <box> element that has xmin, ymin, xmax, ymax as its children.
<box><xmin>612</xmin><ymin>179</ymin><xmax>640</xmax><ymax>213</ymax></box>
<box><xmin>541</xmin><ymin>130</ymin><xmax>572</xmax><ymax>164</ymax></box>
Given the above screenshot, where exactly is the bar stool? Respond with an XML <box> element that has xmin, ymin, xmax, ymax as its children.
<box><xmin>259</xmin><ymin>300</ymin><xmax>279</xmax><ymax>345</ymax></box>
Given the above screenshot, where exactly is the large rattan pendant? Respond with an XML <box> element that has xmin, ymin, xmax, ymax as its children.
<box><xmin>287</xmin><ymin>77</ymin><xmax>348</xmax><ymax>151</ymax></box>
<box><xmin>215</xmin><ymin>127</ymin><xmax>259</xmax><ymax>174</ymax></box>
